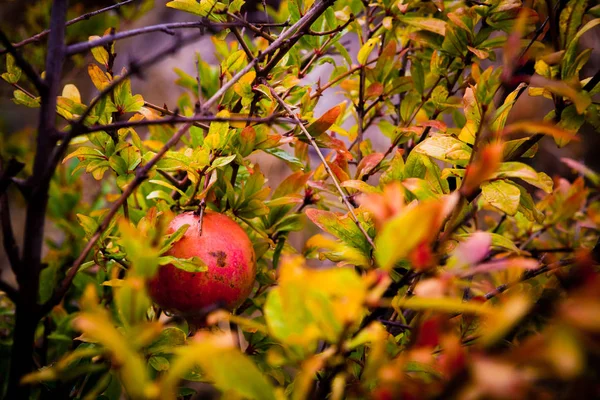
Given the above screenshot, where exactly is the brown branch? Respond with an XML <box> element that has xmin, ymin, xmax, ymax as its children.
<box><xmin>0</xmin><ymin>279</ymin><xmax>18</xmax><ymax>302</ymax></box>
<box><xmin>484</xmin><ymin>258</ymin><xmax>575</xmax><ymax>300</ymax></box>
<box><xmin>231</xmin><ymin>27</ymin><xmax>257</xmax><ymax>68</ymax></box>
<box><xmin>201</xmin><ymin>0</ymin><xmax>336</xmax><ymax>112</ymax></box>
<box><xmin>61</xmin><ymin>113</ymin><xmax>298</xmax><ymax>136</ymax></box>
<box><xmin>0</xmin><ymin>0</ymin><xmax>137</xmax><ymax>55</ymax></box>
<box><xmin>227</xmin><ymin>12</ymin><xmax>276</xmax><ymax>42</ymax></box>
<box><xmin>65</xmin><ymin>20</ymin><xmax>247</xmax><ymax>55</ymax></box>
<box><xmin>0</xmin><ymin>158</ymin><xmax>25</xmax><ymax>197</ymax></box>
<box><xmin>144</xmin><ymin>101</ymin><xmax>208</xmax><ymax>131</ymax></box>
<box><xmin>1</xmin><ymin>194</ymin><xmax>20</xmax><ymax>276</ymax></box>
<box><xmin>267</xmin><ymin>84</ymin><xmax>376</xmax><ymax>249</ymax></box>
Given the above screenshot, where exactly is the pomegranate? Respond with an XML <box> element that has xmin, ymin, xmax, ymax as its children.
<box><xmin>148</xmin><ymin>211</ymin><xmax>256</xmax><ymax>317</ymax></box>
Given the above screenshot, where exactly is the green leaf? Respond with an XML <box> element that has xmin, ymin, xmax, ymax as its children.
<box><xmin>164</xmin><ymin>333</ymin><xmax>276</xmax><ymax>400</ymax></box>
<box><xmin>149</xmin><ymin>179</ymin><xmax>186</xmax><ymax>197</ymax></box>
<box><xmin>89</xmin><ymin>36</ymin><xmax>110</xmax><ymax>67</ymax></box>
<box><xmin>109</xmin><ymin>154</ymin><xmax>128</xmax><ymax>175</ymax></box>
<box><xmin>76</xmin><ymin>214</ymin><xmax>99</xmax><ymax>237</ymax></box>
<box><xmin>211</xmin><ymin>154</ymin><xmax>237</xmax><ymax>169</ymax></box>
<box><xmin>264</xmin><ymin>257</ymin><xmax>367</xmax><ymax>349</ymax></box>
<box><xmin>562</xmin><ymin>18</ymin><xmax>600</xmax><ymax>79</ymax></box>
<box><xmin>158</xmin><ymin>255</ymin><xmax>208</xmax><ymax>273</ymax></box>
<box><xmin>559</xmin><ymin>0</ymin><xmax>589</xmax><ymax>50</ymax></box>
<box><xmin>414</xmin><ymin>134</ymin><xmax>472</xmax><ymax>166</ymax></box>
<box><xmin>481</xmin><ymin>180</ymin><xmax>521</xmax><ymax>215</ymax></box>
<box><xmin>398</xmin><ymin>16</ymin><xmax>447</xmax><ymax>35</ymax></box>
<box><xmin>121</xmin><ymin>145</ymin><xmax>142</xmax><ymax>170</ymax></box>
<box><xmin>229</xmin><ymin>0</ymin><xmax>245</xmax><ymax>13</ymax></box>
<box><xmin>205</xmin><ymin>110</ymin><xmax>230</xmax><ymax>150</ymax></box>
<box><xmin>146</xmin><ymin>190</ymin><xmax>175</xmax><ymax>205</ymax></box>
<box><xmin>305</xmin><ymin>209</ymin><xmax>371</xmax><ymax>256</ymax></box>
<box><xmin>166</xmin><ymin>0</ymin><xmax>224</xmax><ymax>17</ymax></box>
<box><xmin>145</xmin><ymin>327</ymin><xmax>185</xmax><ymax>357</ymax></box>
<box><xmin>159</xmin><ymin>224</ymin><xmax>190</xmax><ymax>254</ymax></box>
<box><xmin>149</xmin><ymin>356</ymin><xmax>170</xmax><ymax>371</ymax></box>
<box><xmin>264</xmin><ymin>148</ymin><xmax>304</xmax><ymax>171</ymax></box>
<box><xmin>223</xmin><ymin>50</ymin><xmax>246</xmax><ymax>74</ymax></box>
<box><xmin>13</xmin><ymin>90</ymin><xmax>40</xmax><ymax>108</ymax></box>
<box><xmin>410</xmin><ymin>58</ymin><xmax>425</xmax><ymax>95</ymax></box>
<box><xmin>489</xmin><ymin>232</ymin><xmax>521</xmax><ymax>253</ymax></box>
<box><xmin>114</xmin><ymin>79</ymin><xmax>144</xmax><ymax>113</ymax></box>
<box><xmin>2</xmin><ymin>54</ymin><xmax>21</xmax><ymax>84</ymax></box>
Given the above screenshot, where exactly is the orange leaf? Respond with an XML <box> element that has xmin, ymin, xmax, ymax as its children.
<box><xmin>356</xmin><ymin>153</ymin><xmax>384</xmax><ymax>178</ymax></box>
<box><xmin>461</xmin><ymin>142</ymin><xmax>503</xmax><ymax>196</ymax></box>
<box><xmin>501</xmin><ymin>121</ymin><xmax>580</xmax><ymax>142</ymax></box>
<box><xmin>306</xmin><ymin>103</ymin><xmax>344</xmax><ymax>137</ymax></box>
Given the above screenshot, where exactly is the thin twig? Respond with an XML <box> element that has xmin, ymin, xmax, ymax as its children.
<box><xmin>484</xmin><ymin>258</ymin><xmax>575</xmax><ymax>300</ymax></box>
<box><xmin>65</xmin><ymin>20</ymin><xmax>245</xmax><ymax>55</ymax></box>
<box><xmin>203</xmin><ymin>0</ymin><xmax>336</xmax><ymax>112</ymax></box>
<box><xmin>60</xmin><ymin>113</ymin><xmax>298</xmax><ymax>136</ymax></box>
<box><xmin>0</xmin><ymin>0</ymin><xmax>138</xmax><ymax>54</ymax></box>
<box><xmin>267</xmin><ymin>84</ymin><xmax>376</xmax><ymax>249</ymax></box>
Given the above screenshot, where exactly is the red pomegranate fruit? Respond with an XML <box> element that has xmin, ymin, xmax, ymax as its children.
<box><xmin>148</xmin><ymin>211</ymin><xmax>256</xmax><ymax>317</ymax></box>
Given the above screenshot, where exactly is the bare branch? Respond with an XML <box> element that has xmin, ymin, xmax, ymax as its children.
<box><xmin>0</xmin><ymin>158</ymin><xmax>25</xmax><ymax>197</ymax></box>
<box><xmin>202</xmin><ymin>0</ymin><xmax>336</xmax><ymax>112</ymax></box>
<box><xmin>0</xmin><ymin>0</ymin><xmax>137</xmax><ymax>55</ymax></box>
<box><xmin>63</xmin><ymin>113</ymin><xmax>298</xmax><ymax>136</ymax></box>
<box><xmin>227</xmin><ymin>12</ymin><xmax>276</xmax><ymax>42</ymax></box>
<box><xmin>0</xmin><ymin>30</ymin><xmax>46</xmax><ymax>92</ymax></box>
<box><xmin>484</xmin><ymin>258</ymin><xmax>575</xmax><ymax>300</ymax></box>
<box><xmin>267</xmin><ymin>84</ymin><xmax>376</xmax><ymax>249</ymax></box>
<box><xmin>1</xmin><ymin>194</ymin><xmax>20</xmax><ymax>276</ymax></box>
<box><xmin>65</xmin><ymin>20</ymin><xmax>245</xmax><ymax>55</ymax></box>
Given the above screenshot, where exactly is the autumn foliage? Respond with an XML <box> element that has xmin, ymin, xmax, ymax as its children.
<box><xmin>0</xmin><ymin>0</ymin><xmax>599</xmax><ymax>399</ymax></box>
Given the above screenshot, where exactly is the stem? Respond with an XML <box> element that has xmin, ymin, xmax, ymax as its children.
<box><xmin>65</xmin><ymin>20</ymin><xmax>245</xmax><ymax>55</ymax></box>
<box><xmin>63</xmin><ymin>113</ymin><xmax>297</xmax><ymax>136</ymax></box>
<box><xmin>268</xmin><ymin>84</ymin><xmax>376</xmax><ymax>249</ymax></box>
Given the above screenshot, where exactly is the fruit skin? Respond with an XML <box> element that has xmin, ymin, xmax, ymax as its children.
<box><xmin>148</xmin><ymin>211</ymin><xmax>256</xmax><ymax>316</ymax></box>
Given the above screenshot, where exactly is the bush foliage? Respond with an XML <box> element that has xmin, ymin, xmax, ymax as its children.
<box><xmin>1</xmin><ymin>0</ymin><xmax>599</xmax><ymax>398</ymax></box>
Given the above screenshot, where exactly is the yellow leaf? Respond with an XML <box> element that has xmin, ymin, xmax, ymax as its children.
<box><xmin>357</xmin><ymin>38</ymin><xmax>379</xmax><ymax>65</ymax></box>
<box><xmin>62</xmin><ymin>84</ymin><xmax>81</xmax><ymax>103</ymax></box>
<box><xmin>88</xmin><ymin>63</ymin><xmax>111</xmax><ymax>90</ymax></box>
<box><xmin>375</xmin><ymin>194</ymin><xmax>457</xmax><ymax>269</ymax></box>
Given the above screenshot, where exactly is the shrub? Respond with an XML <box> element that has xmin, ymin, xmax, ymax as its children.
<box><xmin>0</xmin><ymin>0</ymin><xmax>599</xmax><ymax>398</ymax></box>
